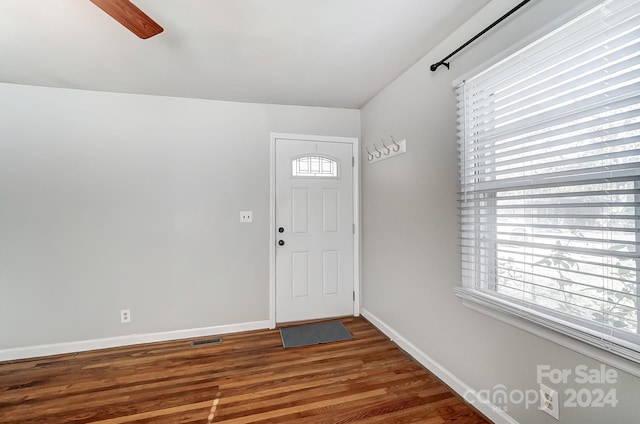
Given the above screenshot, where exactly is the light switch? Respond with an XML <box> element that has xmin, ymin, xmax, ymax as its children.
<box><xmin>240</xmin><ymin>211</ymin><xmax>253</xmax><ymax>223</ymax></box>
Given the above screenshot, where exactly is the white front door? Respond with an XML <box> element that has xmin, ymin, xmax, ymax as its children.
<box><xmin>274</xmin><ymin>137</ymin><xmax>355</xmax><ymax>323</ymax></box>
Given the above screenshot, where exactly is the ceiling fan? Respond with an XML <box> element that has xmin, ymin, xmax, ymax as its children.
<box><xmin>90</xmin><ymin>0</ymin><xmax>163</xmax><ymax>39</ymax></box>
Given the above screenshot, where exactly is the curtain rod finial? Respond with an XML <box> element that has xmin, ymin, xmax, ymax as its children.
<box><xmin>430</xmin><ymin>62</ymin><xmax>450</xmax><ymax>72</ymax></box>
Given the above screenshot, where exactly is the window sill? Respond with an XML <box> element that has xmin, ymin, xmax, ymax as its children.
<box><xmin>455</xmin><ymin>287</ymin><xmax>640</xmax><ymax>378</ymax></box>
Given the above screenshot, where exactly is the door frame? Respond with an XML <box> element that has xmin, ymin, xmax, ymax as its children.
<box><xmin>269</xmin><ymin>132</ymin><xmax>360</xmax><ymax>328</ymax></box>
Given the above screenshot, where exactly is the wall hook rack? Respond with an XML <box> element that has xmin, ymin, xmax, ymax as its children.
<box><xmin>367</xmin><ymin>136</ymin><xmax>406</xmax><ymax>164</ymax></box>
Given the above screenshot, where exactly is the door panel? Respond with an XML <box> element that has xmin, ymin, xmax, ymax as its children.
<box><xmin>291</xmin><ymin>188</ymin><xmax>309</xmax><ymax>234</ymax></box>
<box><xmin>322</xmin><ymin>250</ymin><xmax>339</xmax><ymax>295</ymax></box>
<box><xmin>292</xmin><ymin>252</ymin><xmax>310</xmax><ymax>298</ymax></box>
<box><xmin>322</xmin><ymin>189</ymin><xmax>339</xmax><ymax>232</ymax></box>
<box><xmin>275</xmin><ymin>139</ymin><xmax>354</xmax><ymax>323</ymax></box>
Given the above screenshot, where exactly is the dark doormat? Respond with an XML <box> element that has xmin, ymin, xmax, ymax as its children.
<box><xmin>280</xmin><ymin>321</ymin><xmax>353</xmax><ymax>348</ymax></box>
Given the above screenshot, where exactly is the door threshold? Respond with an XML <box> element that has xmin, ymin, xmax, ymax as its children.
<box><xmin>276</xmin><ymin>315</ymin><xmax>355</xmax><ymax>329</ymax></box>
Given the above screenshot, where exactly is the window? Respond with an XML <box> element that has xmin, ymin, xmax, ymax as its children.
<box><xmin>292</xmin><ymin>156</ymin><xmax>339</xmax><ymax>178</ymax></box>
<box><xmin>456</xmin><ymin>0</ymin><xmax>640</xmax><ymax>362</ymax></box>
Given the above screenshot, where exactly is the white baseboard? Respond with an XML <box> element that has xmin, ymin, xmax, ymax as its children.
<box><xmin>0</xmin><ymin>320</ymin><xmax>271</xmax><ymax>362</ymax></box>
<box><xmin>360</xmin><ymin>308</ymin><xmax>518</xmax><ymax>424</ymax></box>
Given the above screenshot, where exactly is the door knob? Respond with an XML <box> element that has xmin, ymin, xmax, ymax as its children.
<box><xmin>278</xmin><ymin>240</ymin><xmax>285</xmax><ymax>246</ymax></box>
<box><xmin>278</xmin><ymin>227</ymin><xmax>285</xmax><ymax>233</ymax></box>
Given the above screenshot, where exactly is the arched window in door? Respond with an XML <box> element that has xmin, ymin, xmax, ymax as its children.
<box><xmin>292</xmin><ymin>156</ymin><xmax>339</xmax><ymax>178</ymax></box>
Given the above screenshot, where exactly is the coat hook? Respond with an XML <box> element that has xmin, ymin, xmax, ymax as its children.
<box><xmin>365</xmin><ymin>146</ymin><xmax>374</xmax><ymax>161</ymax></box>
<box><xmin>381</xmin><ymin>139</ymin><xmax>391</xmax><ymax>155</ymax></box>
<box><xmin>391</xmin><ymin>135</ymin><xmax>400</xmax><ymax>152</ymax></box>
<box><xmin>373</xmin><ymin>143</ymin><xmax>382</xmax><ymax>158</ymax></box>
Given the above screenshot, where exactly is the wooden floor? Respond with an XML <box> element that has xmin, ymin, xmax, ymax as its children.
<box><xmin>0</xmin><ymin>317</ymin><xmax>489</xmax><ymax>423</ymax></box>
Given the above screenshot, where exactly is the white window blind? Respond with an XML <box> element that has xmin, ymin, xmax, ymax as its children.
<box><xmin>456</xmin><ymin>0</ymin><xmax>640</xmax><ymax>362</ymax></box>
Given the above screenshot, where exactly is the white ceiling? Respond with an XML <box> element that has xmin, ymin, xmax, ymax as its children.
<box><xmin>0</xmin><ymin>0</ymin><xmax>490</xmax><ymax>108</ymax></box>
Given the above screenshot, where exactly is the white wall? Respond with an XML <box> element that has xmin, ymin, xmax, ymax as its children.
<box><xmin>0</xmin><ymin>83</ymin><xmax>359</xmax><ymax>351</ymax></box>
<box><xmin>360</xmin><ymin>0</ymin><xmax>640</xmax><ymax>423</ymax></box>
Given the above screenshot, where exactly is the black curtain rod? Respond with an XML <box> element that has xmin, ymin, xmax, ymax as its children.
<box><xmin>430</xmin><ymin>0</ymin><xmax>532</xmax><ymax>72</ymax></box>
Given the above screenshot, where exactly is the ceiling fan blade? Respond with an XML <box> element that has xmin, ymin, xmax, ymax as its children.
<box><xmin>90</xmin><ymin>0</ymin><xmax>163</xmax><ymax>39</ymax></box>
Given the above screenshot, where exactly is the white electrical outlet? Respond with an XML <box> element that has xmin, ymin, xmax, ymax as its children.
<box><xmin>240</xmin><ymin>211</ymin><xmax>253</xmax><ymax>223</ymax></box>
<box><xmin>540</xmin><ymin>383</ymin><xmax>559</xmax><ymax>420</ymax></box>
<box><xmin>120</xmin><ymin>309</ymin><xmax>131</xmax><ymax>324</ymax></box>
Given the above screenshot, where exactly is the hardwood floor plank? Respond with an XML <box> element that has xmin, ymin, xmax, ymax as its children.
<box><xmin>0</xmin><ymin>317</ymin><xmax>489</xmax><ymax>423</ymax></box>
